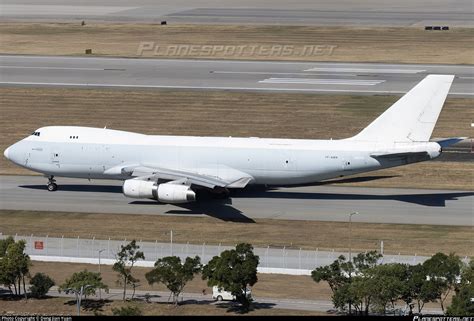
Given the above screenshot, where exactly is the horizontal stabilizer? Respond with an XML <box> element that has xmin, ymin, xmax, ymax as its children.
<box><xmin>434</xmin><ymin>137</ymin><xmax>467</xmax><ymax>148</ymax></box>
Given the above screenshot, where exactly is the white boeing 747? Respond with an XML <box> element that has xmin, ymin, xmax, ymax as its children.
<box><xmin>4</xmin><ymin>75</ymin><xmax>462</xmax><ymax>204</ymax></box>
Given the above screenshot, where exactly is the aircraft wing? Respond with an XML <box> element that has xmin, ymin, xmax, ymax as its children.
<box><xmin>104</xmin><ymin>163</ymin><xmax>254</xmax><ymax>189</ymax></box>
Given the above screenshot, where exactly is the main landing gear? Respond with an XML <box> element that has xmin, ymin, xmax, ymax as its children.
<box><xmin>47</xmin><ymin>176</ymin><xmax>58</xmax><ymax>192</ymax></box>
<box><xmin>212</xmin><ymin>187</ymin><xmax>230</xmax><ymax>199</ymax></box>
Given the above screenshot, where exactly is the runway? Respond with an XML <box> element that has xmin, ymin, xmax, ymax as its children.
<box><xmin>1</xmin><ymin>55</ymin><xmax>473</xmax><ymax>97</ymax></box>
<box><xmin>1</xmin><ymin>0</ymin><xmax>472</xmax><ymax>27</ymax></box>
<box><xmin>1</xmin><ymin>175</ymin><xmax>472</xmax><ymax>226</ymax></box>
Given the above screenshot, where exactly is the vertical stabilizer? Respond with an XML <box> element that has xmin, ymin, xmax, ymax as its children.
<box><xmin>350</xmin><ymin>75</ymin><xmax>455</xmax><ymax>142</ymax></box>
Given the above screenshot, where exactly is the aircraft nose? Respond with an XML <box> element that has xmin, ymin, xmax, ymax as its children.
<box><xmin>3</xmin><ymin>146</ymin><xmax>10</xmax><ymax>160</ymax></box>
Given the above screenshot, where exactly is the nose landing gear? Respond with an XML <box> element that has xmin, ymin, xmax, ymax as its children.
<box><xmin>47</xmin><ymin>176</ymin><xmax>58</xmax><ymax>192</ymax></box>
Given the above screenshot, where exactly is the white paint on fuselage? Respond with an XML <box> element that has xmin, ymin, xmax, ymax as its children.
<box><xmin>6</xmin><ymin>126</ymin><xmax>440</xmax><ymax>186</ymax></box>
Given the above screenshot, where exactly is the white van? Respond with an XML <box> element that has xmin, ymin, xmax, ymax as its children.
<box><xmin>212</xmin><ymin>286</ymin><xmax>252</xmax><ymax>301</ymax></box>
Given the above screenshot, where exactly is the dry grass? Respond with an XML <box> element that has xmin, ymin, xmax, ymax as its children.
<box><xmin>2</xmin><ymin>210</ymin><xmax>472</xmax><ymax>256</ymax></box>
<box><xmin>0</xmin><ymin>23</ymin><xmax>473</xmax><ymax>64</ymax></box>
<box><xmin>326</xmin><ymin>161</ymin><xmax>474</xmax><ymax>190</ymax></box>
<box><xmin>0</xmin><ymin>87</ymin><xmax>472</xmax><ymax>189</ymax></box>
<box><xmin>28</xmin><ymin>262</ymin><xmax>332</xmax><ymax>301</ymax></box>
<box><xmin>0</xmin><ymin>297</ymin><xmax>323</xmax><ymax>316</ymax></box>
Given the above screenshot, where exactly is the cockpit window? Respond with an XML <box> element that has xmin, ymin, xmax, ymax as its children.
<box><xmin>31</xmin><ymin>131</ymin><xmax>41</xmax><ymax>136</ymax></box>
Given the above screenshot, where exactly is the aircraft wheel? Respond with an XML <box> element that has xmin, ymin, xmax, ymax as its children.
<box><xmin>47</xmin><ymin>183</ymin><xmax>58</xmax><ymax>192</ymax></box>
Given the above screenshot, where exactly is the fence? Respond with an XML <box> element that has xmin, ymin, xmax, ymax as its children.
<box><xmin>1</xmin><ymin>233</ymin><xmax>457</xmax><ymax>273</ymax></box>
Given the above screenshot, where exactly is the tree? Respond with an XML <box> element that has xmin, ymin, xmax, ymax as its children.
<box><xmin>397</xmin><ymin>264</ymin><xmax>418</xmax><ymax>315</ymax></box>
<box><xmin>59</xmin><ymin>269</ymin><xmax>108</xmax><ymax>298</ymax></box>
<box><xmin>447</xmin><ymin>259</ymin><xmax>474</xmax><ymax>316</ymax></box>
<box><xmin>145</xmin><ymin>255</ymin><xmax>201</xmax><ymax>305</ymax></box>
<box><xmin>0</xmin><ymin>236</ymin><xmax>15</xmax><ymax>256</ymax></box>
<box><xmin>311</xmin><ymin>255</ymin><xmax>352</xmax><ymax>295</ymax></box>
<box><xmin>0</xmin><ymin>253</ymin><xmax>15</xmax><ymax>295</ymax></box>
<box><xmin>352</xmin><ymin>251</ymin><xmax>383</xmax><ymax>274</ymax></box>
<box><xmin>368</xmin><ymin>263</ymin><xmax>406</xmax><ymax>315</ymax></box>
<box><xmin>347</xmin><ymin>275</ymin><xmax>375</xmax><ymax>315</ymax></box>
<box><xmin>113</xmin><ymin>240</ymin><xmax>145</xmax><ymax>301</ymax></box>
<box><xmin>423</xmin><ymin>252</ymin><xmax>463</xmax><ymax>313</ymax></box>
<box><xmin>30</xmin><ymin>273</ymin><xmax>55</xmax><ymax>298</ymax></box>
<box><xmin>446</xmin><ymin>283</ymin><xmax>474</xmax><ymax>316</ymax></box>
<box><xmin>0</xmin><ymin>236</ymin><xmax>15</xmax><ymax>295</ymax></box>
<box><xmin>112</xmin><ymin>305</ymin><xmax>142</xmax><ymax>316</ymax></box>
<box><xmin>312</xmin><ymin>251</ymin><xmax>382</xmax><ymax>315</ymax></box>
<box><xmin>0</xmin><ymin>239</ymin><xmax>30</xmax><ymax>298</ymax></box>
<box><xmin>461</xmin><ymin>260</ymin><xmax>474</xmax><ymax>285</ymax></box>
<box><xmin>333</xmin><ymin>282</ymin><xmax>358</xmax><ymax>313</ymax></box>
<box><xmin>202</xmin><ymin>243</ymin><xmax>259</xmax><ymax>312</ymax></box>
<box><xmin>404</xmin><ymin>264</ymin><xmax>430</xmax><ymax>314</ymax></box>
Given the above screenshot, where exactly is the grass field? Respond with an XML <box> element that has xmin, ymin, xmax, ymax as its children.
<box><xmin>0</xmin><ymin>23</ymin><xmax>473</xmax><ymax>64</ymax></box>
<box><xmin>0</xmin><ymin>87</ymin><xmax>472</xmax><ymax>189</ymax></box>
<box><xmin>1</xmin><ymin>260</ymin><xmax>447</xmax><ymax>315</ymax></box>
<box><xmin>2</xmin><ymin>210</ymin><xmax>472</xmax><ymax>256</ymax></box>
<box><xmin>28</xmin><ymin>262</ymin><xmax>332</xmax><ymax>301</ymax></box>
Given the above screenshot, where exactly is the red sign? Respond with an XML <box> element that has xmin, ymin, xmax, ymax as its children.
<box><xmin>34</xmin><ymin>241</ymin><xmax>44</xmax><ymax>250</ymax></box>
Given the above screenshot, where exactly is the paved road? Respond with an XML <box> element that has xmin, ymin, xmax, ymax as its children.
<box><xmin>1</xmin><ymin>0</ymin><xmax>472</xmax><ymax>27</ymax></box>
<box><xmin>0</xmin><ymin>284</ymin><xmax>444</xmax><ymax>314</ymax></box>
<box><xmin>45</xmin><ymin>287</ymin><xmax>442</xmax><ymax>315</ymax></box>
<box><xmin>1</xmin><ymin>175</ymin><xmax>472</xmax><ymax>226</ymax></box>
<box><xmin>1</xmin><ymin>56</ymin><xmax>473</xmax><ymax>97</ymax></box>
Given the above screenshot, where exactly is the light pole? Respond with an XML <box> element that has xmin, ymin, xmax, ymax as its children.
<box><xmin>170</xmin><ymin>230</ymin><xmax>173</xmax><ymax>256</ymax></box>
<box><xmin>349</xmin><ymin>212</ymin><xmax>358</xmax><ymax>262</ymax></box>
<box><xmin>98</xmin><ymin>249</ymin><xmax>105</xmax><ymax>300</ymax></box>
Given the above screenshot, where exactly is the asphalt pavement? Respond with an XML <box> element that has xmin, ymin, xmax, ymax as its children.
<box><xmin>1</xmin><ymin>0</ymin><xmax>472</xmax><ymax>27</ymax></box>
<box><xmin>1</xmin><ymin>55</ymin><xmax>473</xmax><ymax>97</ymax></box>
<box><xmin>1</xmin><ymin>175</ymin><xmax>472</xmax><ymax>226</ymax></box>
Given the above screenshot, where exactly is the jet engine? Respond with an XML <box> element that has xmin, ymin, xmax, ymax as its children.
<box><xmin>122</xmin><ymin>179</ymin><xmax>196</xmax><ymax>204</ymax></box>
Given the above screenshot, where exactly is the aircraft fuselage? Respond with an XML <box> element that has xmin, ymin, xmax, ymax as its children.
<box><xmin>5</xmin><ymin>126</ymin><xmax>441</xmax><ymax>186</ymax></box>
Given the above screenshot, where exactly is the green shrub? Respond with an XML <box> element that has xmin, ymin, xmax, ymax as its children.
<box><xmin>30</xmin><ymin>273</ymin><xmax>55</xmax><ymax>298</ymax></box>
<box><xmin>112</xmin><ymin>305</ymin><xmax>142</xmax><ymax>316</ymax></box>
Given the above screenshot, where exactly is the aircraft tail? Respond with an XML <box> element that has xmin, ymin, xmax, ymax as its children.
<box><xmin>349</xmin><ymin>75</ymin><xmax>455</xmax><ymax>142</ymax></box>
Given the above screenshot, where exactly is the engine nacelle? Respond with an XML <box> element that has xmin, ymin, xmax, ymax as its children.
<box><xmin>157</xmin><ymin>183</ymin><xmax>196</xmax><ymax>204</ymax></box>
<box><xmin>122</xmin><ymin>179</ymin><xmax>196</xmax><ymax>204</ymax></box>
<box><xmin>123</xmin><ymin>179</ymin><xmax>156</xmax><ymax>199</ymax></box>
